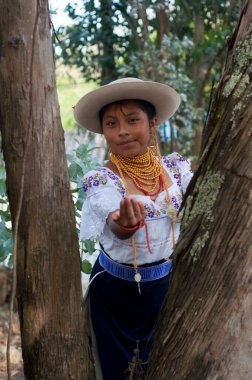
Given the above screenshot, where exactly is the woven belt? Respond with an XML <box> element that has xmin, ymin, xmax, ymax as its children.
<box><xmin>99</xmin><ymin>250</ymin><xmax>172</xmax><ymax>282</ymax></box>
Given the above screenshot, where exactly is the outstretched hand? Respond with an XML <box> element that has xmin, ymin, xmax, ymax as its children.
<box><xmin>111</xmin><ymin>198</ymin><xmax>146</xmax><ymax>228</ymax></box>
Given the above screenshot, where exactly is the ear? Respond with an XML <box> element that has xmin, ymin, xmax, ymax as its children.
<box><xmin>149</xmin><ymin>117</ymin><xmax>158</xmax><ymax>134</ymax></box>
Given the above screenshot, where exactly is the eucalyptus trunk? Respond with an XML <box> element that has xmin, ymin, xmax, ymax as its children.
<box><xmin>0</xmin><ymin>1</ymin><xmax>94</xmax><ymax>379</ymax></box>
<box><xmin>145</xmin><ymin>2</ymin><xmax>252</xmax><ymax>379</ymax></box>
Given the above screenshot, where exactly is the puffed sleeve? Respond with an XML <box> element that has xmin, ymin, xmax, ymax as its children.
<box><xmin>169</xmin><ymin>152</ymin><xmax>193</xmax><ymax>194</ymax></box>
<box><xmin>80</xmin><ymin>169</ymin><xmax>123</xmax><ymax>241</ymax></box>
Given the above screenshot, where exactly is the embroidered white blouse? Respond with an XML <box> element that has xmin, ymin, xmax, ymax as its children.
<box><xmin>80</xmin><ymin>152</ymin><xmax>193</xmax><ymax>265</ymax></box>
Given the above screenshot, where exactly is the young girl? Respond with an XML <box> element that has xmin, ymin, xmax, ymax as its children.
<box><xmin>74</xmin><ymin>78</ymin><xmax>193</xmax><ymax>380</ymax></box>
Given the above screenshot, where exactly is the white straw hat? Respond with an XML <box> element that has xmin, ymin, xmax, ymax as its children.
<box><xmin>73</xmin><ymin>77</ymin><xmax>181</xmax><ymax>134</ymax></box>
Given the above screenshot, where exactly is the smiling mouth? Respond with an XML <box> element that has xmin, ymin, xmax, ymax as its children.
<box><xmin>117</xmin><ymin>140</ymin><xmax>135</xmax><ymax>146</ymax></box>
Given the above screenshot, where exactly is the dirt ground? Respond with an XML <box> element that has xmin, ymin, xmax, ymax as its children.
<box><xmin>0</xmin><ymin>305</ymin><xmax>24</xmax><ymax>380</ymax></box>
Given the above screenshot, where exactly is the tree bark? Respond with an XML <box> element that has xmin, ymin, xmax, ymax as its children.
<box><xmin>0</xmin><ymin>1</ymin><xmax>94</xmax><ymax>379</ymax></box>
<box><xmin>145</xmin><ymin>1</ymin><xmax>252</xmax><ymax>379</ymax></box>
<box><xmin>100</xmin><ymin>0</ymin><xmax>117</xmax><ymax>84</ymax></box>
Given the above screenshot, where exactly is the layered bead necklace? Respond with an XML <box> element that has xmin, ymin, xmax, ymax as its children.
<box><xmin>110</xmin><ymin>146</ymin><xmax>178</xmax><ymax>290</ymax></box>
<box><xmin>110</xmin><ymin>148</ymin><xmax>163</xmax><ymax>197</ymax></box>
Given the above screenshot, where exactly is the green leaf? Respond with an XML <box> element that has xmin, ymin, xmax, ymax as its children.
<box><xmin>0</xmin><ymin>180</ymin><xmax>6</xmax><ymax>195</ymax></box>
<box><xmin>81</xmin><ymin>259</ymin><xmax>92</xmax><ymax>274</ymax></box>
<box><xmin>66</xmin><ymin>153</ymin><xmax>74</xmax><ymax>162</ymax></box>
<box><xmin>0</xmin><ymin>251</ymin><xmax>9</xmax><ymax>262</ymax></box>
<box><xmin>68</xmin><ymin>161</ymin><xmax>83</xmax><ymax>180</ymax></box>
<box><xmin>84</xmin><ymin>239</ymin><xmax>96</xmax><ymax>254</ymax></box>
<box><xmin>0</xmin><ymin>167</ymin><xmax>6</xmax><ymax>179</ymax></box>
<box><xmin>3</xmin><ymin>237</ymin><xmax>13</xmax><ymax>253</ymax></box>
<box><xmin>70</xmin><ymin>187</ymin><xmax>80</xmax><ymax>194</ymax></box>
<box><xmin>88</xmin><ymin>146</ymin><xmax>101</xmax><ymax>153</ymax></box>
<box><xmin>0</xmin><ymin>236</ymin><xmax>13</xmax><ymax>262</ymax></box>
<box><xmin>75</xmin><ymin>144</ymin><xmax>89</xmax><ymax>159</ymax></box>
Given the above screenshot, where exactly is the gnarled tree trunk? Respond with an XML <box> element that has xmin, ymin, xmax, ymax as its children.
<box><xmin>0</xmin><ymin>1</ymin><xmax>94</xmax><ymax>379</ymax></box>
<box><xmin>146</xmin><ymin>2</ymin><xmax>252</xmax><ymax>379</ymax></box>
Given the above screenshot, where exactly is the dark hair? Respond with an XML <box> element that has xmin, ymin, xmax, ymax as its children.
<box><xmin>99</xmin><ymin>99</ymin><xmax>156</xmax><ymax>125</ymax></box>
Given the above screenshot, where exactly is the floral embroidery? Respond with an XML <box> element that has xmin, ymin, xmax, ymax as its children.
<box><xmin>171</xmin><ymin>195</ymin><xmax>180</xmax><ymax>210</ymax></box>
<box><xmin>162</xmin><ymin>155</ymin><xmax>182</xmax><ymax>187</ymax></box>
<box><xmin>83</xmin><ymin>168</ymin><xmax>126</xmax><ymax>198</ymax></box>
<box><xmin>144</xmin><ymin>192</ymin><xmax>181</xmax><ymax>219</ymax></box>
<box><xmin>82</xmin><ymin>172</ymin><xmax>108</xmax><ymax>192</ymax></box>
<box><xmin>144</xmin><ymin>202</ymin><xmax>167</xmax><ymax>218</ymax></box>
<box><xmin>99</xmin><ymin>168</ymin><xmax>126</xmax><ymax>198</ymax></box>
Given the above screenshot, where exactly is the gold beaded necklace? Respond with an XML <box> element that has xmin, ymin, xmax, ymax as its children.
<box><xmin>110</xmin><ymin>149</ymin><xmax>162</xmax><ymax>196</ymax></box>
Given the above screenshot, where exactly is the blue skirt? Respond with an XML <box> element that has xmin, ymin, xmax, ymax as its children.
<box><xmin>89</xmin><ymin>255</ymin><xmax>171</xmax><ymax>380</ymax></box>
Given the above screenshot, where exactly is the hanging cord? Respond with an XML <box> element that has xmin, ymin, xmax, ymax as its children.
<box><xmin>151</xmin><ymin>132</ymin><xmax>176</xmax><ymax>251</ymax></box>
<box><xmin>110</xmin><ymin>158</ymin><xmax>145</xmax><ymax>276</ymax></box>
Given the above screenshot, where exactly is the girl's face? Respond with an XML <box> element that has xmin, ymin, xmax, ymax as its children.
<box><xmin>101</xmin><ymin>100</ymin><xmax>157</xmax><ymax>157</ymax></box>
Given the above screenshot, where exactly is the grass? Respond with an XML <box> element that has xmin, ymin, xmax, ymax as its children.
<box><xmin>56</xmin><ymin>68</ymin><xmax>98</xmax><ymax>131</ymax></box>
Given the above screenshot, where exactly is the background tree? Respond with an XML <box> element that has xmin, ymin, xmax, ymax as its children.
<box><xmin>61</xmin><ymin>0</ymin><xmax>120</xmax><ymax>84</ymax></box>
<box><xmin>145</xmin><ymin>1</ymin><xmax>252</xmax><ymax>378</ymax></box>
<box><xmin>0</xmin><ymin>1</ymin><xmax>94</xmax><ymax>378</ymax></box>
<box><xmin>58</xmin><ymin>0</ymin><xmax>239</xmax><ymax>165</ymax></box>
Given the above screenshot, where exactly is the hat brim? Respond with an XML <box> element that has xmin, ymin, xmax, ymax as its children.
<box><xmin>73</xmin><ymin>80</ymin><xmax>181</xmax><ymax>134</ymax></box>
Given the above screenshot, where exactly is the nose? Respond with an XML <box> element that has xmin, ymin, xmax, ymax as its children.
<box><xmin>118</xmin><ymin>121</ymin><xmax>129</xmax><ymax>136</ymax></box>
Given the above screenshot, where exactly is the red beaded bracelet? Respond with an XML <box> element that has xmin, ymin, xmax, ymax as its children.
<box><xmin>116</xmin><ymin>219</ymin><xmax>145</xmax><ymax>232</ymax></box>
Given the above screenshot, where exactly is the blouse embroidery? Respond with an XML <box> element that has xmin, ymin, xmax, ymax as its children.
<box><xmin>82</xmin><ymin>172</ymin><xmax>108</xmax><ymax>192</ymax></box>
<box><xmin>82</xmin><ymin>154</ymin><xmax>189</xmax><ymax>194</ymax></box>
<box><xmin>82</xmin><ymin>168</ymin><xmax>126</xmax><ymax>198</ymax></box>
<box><xmin>162</xmin><ymin>155</ymin><xmax>182</xmax><ymax>187</ymax></box>
<box><xmin>82</xmin><ymin>153</ymin><xmax>191</xmax><ymax>220</ymax></box>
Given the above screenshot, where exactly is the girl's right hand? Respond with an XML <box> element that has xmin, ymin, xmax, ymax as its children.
<box><xmin>107</xmin><ymin>198</ymin><xmax>146</xmax><ymax>239</ymax></box>
<box><xmin>111</xmin><ymin>198</ymin><xmax>146</xmax><ymax>227</ymax></box>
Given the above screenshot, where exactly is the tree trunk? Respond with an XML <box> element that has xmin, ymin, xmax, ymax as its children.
<box><xmin>100</xmin><ymin>0</ymin><xmax>117</xmax><ymax>84</ymax></box>
<box><xmin>155</xmin><ymin>0</ymin><xmax>169</xmax><ymax>83</ymax></box>
<box><xmin>155</xmin><ymin>0</ymin><xmax>168</xmax><ymax>51</ymax></box>
<box><xmin>136</xmin><ymin>0</ymin><xmax>156</xmax><ymax>79</ymax></box>
<box><xmin>145</xmin><ymin>2</ymin><xmax>252</xmax><ymax>379</ymax></box>
<box><xmin>0</xmin><ymin>1</ymin><xmax>94</xmax><ymax>379</ymax></box>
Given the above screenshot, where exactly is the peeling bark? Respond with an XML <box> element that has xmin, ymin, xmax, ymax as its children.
<box><xmin>145</xmin><ymin>2</ymin><xmax>252</xmax><ymax>379</ymax></box>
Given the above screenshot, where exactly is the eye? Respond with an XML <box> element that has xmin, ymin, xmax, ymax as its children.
<box><xmin>129</xmin><ymin>118</ymin><xmax>139</xmax><ymax>124</ymax></box>
<box><xmin>105</xmin><ymin>121</ymin><xmax>116</xmax><ymax>128</ymax></box>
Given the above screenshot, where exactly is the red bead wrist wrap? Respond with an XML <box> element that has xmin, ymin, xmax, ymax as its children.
<box><xmin>116</xmin><ymin>219</ymin><xmax>145</xmax><ymax>232</ymax></box>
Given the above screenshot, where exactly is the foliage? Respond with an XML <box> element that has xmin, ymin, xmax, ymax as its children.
<box><xmin>55</xmin><ymin>0</ymin><xmax>240</xmax><ymax>158</ymax></box>
<box><xmin>58</xmin><ymin>0</ymin><xmax>121</xmax><ymax>85</ymax></box>
<box><xmin>67</xmin><ymin>142</ymin><xmax>101</xmax><ymax>273</ymax></box>
<box><xmin>0</xmin><ymin>143</ymin><xmax>100</xmax><ymax>274</ymax></box>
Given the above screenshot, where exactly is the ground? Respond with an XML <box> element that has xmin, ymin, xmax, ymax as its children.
<box><xmin>0</xmin><ymin>305</ymin><xmax>24</xmax><ymax>380</ymax></box>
